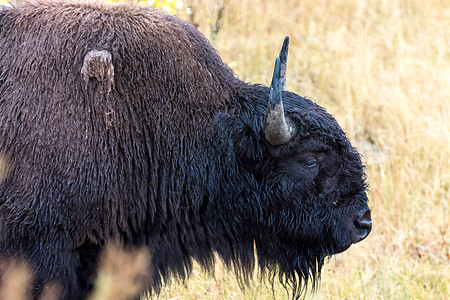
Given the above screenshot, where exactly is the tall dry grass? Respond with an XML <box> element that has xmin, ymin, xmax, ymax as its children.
<box><xmin>0</xmin><ymin>0</ymin><xmax>448</xmax><ymax>299</ymax></box>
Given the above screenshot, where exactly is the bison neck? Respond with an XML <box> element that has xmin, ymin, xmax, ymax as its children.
<box><xmin>140</xmin><ymin>84</ymin><xmax>269</xmax><ymax>290</ymax></box>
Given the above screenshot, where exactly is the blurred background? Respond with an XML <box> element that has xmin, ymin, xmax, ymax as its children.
<box><xmin>0</xmin><ymin>0</ymin><xmax>448</xmax><ymax>299</ymax></box>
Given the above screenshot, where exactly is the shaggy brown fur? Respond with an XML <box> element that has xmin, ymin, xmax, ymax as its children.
<box><xmin>0</xmin><ymin>1</ymin><xmax>371</xmax><ymax>299</ymax></box>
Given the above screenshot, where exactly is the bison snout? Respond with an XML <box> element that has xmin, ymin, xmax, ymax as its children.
<box><xmin>353</xmin><ymin>208</ymin><xmax>372</xmax><ymax>242</ymax></box>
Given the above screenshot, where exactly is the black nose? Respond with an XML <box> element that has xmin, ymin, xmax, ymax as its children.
<box><xmin>354</xmin><ymin>209</ymin><xmax>372</xmax><ymax>241</ymax></box>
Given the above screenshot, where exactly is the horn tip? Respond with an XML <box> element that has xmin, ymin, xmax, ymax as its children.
<box><xmin>283</xmin><ymin>36</ymin><xmax>289</xmax><ymax>46</ymax></box>
<box><xmin>275</xmin><ymin>56</ymin><xmax>281</xmax><ymax>68</ymax></box>
<box><xmin>271</xmin><ymin>56</ymin><xmax>281</xmax><ymax>85</ymax></box>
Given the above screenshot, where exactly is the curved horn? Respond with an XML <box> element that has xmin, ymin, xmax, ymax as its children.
<box><xmin>279</xmin><ymin>36</ymin><xmax>289</xmax><ymax>91</ymax></box>
<box><xmin>263</xmin><ymin>49</ymin><xmax>296</xmax><ymax>146</ymax></box>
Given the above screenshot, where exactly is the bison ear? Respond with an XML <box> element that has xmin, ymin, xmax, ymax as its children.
<box><xmin>215</xmin><ymin>113</ymin><xmax>265</xmax><ymax>161</ymax></box>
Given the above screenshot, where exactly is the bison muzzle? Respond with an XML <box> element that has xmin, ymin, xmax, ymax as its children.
<box><xmin>0</xmin><ymin>1</ymin><xmax>371</xmax><ymax>299</ymax></box>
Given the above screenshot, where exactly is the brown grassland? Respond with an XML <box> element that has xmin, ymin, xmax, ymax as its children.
<box><xmin>0</xmin><ymin>0</ymin><xmax>449</xmax><ymax>299</ymax></box>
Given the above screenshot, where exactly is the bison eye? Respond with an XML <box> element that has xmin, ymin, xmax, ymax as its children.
<box><xmin>303</xmin><ymin>156</ymin><xmax>318</xmax><ymax>169</ymax></box>
<box><xmin>276</xmin><ymin>153</ymin><xmax>322</xmax><ymax>182</ymax></box>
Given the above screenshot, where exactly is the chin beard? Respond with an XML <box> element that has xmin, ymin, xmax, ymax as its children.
<box><xmin>255</xmin><ymin>240</ymin><xmax>334</xmax><ymax>299</ymax></box>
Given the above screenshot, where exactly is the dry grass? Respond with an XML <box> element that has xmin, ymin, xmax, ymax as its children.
<box><xmin>0</xmin><ymin>260</ymin><xmax>33</xmax><ymax>300</ymax></box>
<box><xmin>0</xmin><ymin>0</ymin><xmax>449</xmax><ymax>299</ymax></box>
<box><xmin>88</xmin><ymin>244</ymin><xmax>151</xmax><ymax>300</ymax></box>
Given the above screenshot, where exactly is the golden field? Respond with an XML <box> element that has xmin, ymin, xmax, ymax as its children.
<box><xmin>0</xmin><ymin>0</ymin><xmax>449</xmax><ymax>299</ymax></box>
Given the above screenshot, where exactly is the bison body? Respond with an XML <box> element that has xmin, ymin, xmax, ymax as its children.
<box><xmin>0</xmin><ymin>1</ymin><xmax>371</xmax><ymax>299</ymax></box>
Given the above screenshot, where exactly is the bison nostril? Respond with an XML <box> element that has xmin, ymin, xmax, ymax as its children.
<box><xmin>354</xmin><ymin>209</ymin><xmax>372</xmax><ymax>241</ymax></box>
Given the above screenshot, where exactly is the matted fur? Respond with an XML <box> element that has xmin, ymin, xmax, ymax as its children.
<box><xmin>0</xmin><ymin>1</ymin><xmax>370</xmax><ymax>299</ymax></box>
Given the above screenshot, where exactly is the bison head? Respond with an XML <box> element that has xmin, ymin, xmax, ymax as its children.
<box><xmin>213</xmin><ymin>36</ymin><xmax>371</xmax><ymax>296</ymax></box>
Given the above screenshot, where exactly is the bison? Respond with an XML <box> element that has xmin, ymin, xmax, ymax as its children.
<box><xmin>0</xmin><ymin>1</ymin><xmax>372</xmax><ymax>299</ymax></box>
